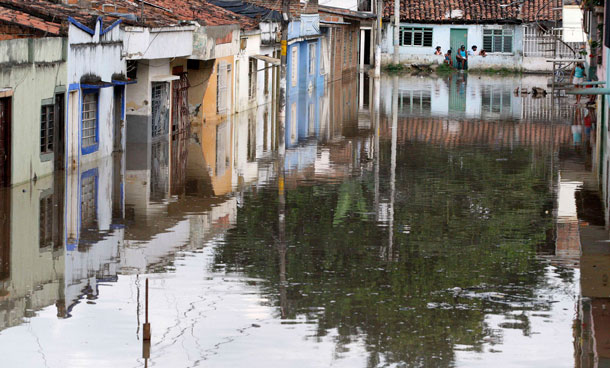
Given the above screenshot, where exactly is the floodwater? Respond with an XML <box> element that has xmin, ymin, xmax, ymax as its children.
<box><xmin>0</xmin><ymin>73</ymin><xmax>608</xmax><ymax>368</ymax></box>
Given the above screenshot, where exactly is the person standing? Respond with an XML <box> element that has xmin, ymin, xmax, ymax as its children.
<box><xmin>572</xmin><ymin>62</ymin><xmax>586</xmax><ymax>104</ymax></box>
<box><xmin>434</xmin><ymin>46</ymin><xmax>443</xmax><ymax>55</ymax></box>
<box><xmin>468</xmin><ymin>45</ymin><xmax>478</xmax><ymax>56</ymax></box>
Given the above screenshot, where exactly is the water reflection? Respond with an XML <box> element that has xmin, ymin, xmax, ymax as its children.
<box><xmin>0</xmin><ymin>74</ymin><xmax>608</xmax><ymax>367</ymax></box>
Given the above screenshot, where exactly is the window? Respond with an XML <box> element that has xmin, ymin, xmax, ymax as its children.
<box><xmin>249</xmin><ymin>58</ymin><xmax>257</xmax><ymax>100</ymax></box>
<box><xmin>398</xmin><ymin>90</ymin><xmax>431</xmax><ymax>114</ymax></box>
<box><xmin>81</xmin><ymin>172</ymin><xmax>97</xmax><ymax>229</ymax></box>
<box><xmin>39</xmin><ymin>193</ymin><xmax>53</xmax><ymax>248</ymax></box>
<box><xmin>82</xmin><ymin>92</ymin><xmax>98</xmax><ymax>148</ymax></box>
<box><xmin>483</xmin><ymin>28</ymin><xmax>513</xmax><ymax>53</ymax></box>
<box><xmin>291</xmin><ymin>47</ymin><xmax>298</xmax><ymax>87</ymax></box>
<box><xmin>308</xmin><ymin>103</ymin><xmax>315</xmax><ymax>135</ymax></box>
<box><xmin>217</xmin><ymin>62</ymin><xmax>229</xmax><ymax>113</ymax></box>
<box><xmin>41</xmin><ymin>104</ymin><xmax>54</xmax><ymax>154</ymax></box>
<box><xmin>309</xmin><ymin>43</ymin><xmax>316</xmax><ymax>75</ymax></box>
<box><xmin>400</xmin><ymin>27</ymin><xmax>433</xmax><ymax>47</ymax></box>
<box><xmin>264</xmin><ymin>60</ymin><xmax>269</xmax><ymax>96</ymax></box>
<box><xmin>290</xmin><ymin>103</ymin><xmax>297</xmax><ymax>144</ymax></box>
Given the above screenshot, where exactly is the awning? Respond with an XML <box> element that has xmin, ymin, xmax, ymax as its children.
<box><xmin>112</xmin><ymin>79</ymin><xmax>137</xmax><ymax>85</ymax></box>
<box><xmin>251</xmin><ymin>54</ymin><xmax>280</xmax><ymax>66</ymax></box>
<box><xmin>81</xmin><ymin>81</ymin><xmax>114</xmax><ymax>89</ymax></box>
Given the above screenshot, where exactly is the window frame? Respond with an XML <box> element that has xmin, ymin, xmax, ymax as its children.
<box><xmin>309</xmin><ymin>42</ymin><xmax>316</xmax><ymax>75</ymax></box>
<box><xmin>291</xmin><ymin>46</ymin><xmax>298</xmax><ymax>87</ymax></box>
<box><xmin>40</xmin><ymin>101</ymin><xmax>54</xmax><ymax>156</ymax></box>
<box><xmin>248</xmin><ymin>57</ymin><xmax>258</xmax><ymax>100</ymax></box>
<box><xmin>483</xmin><ymin>27</ymin><xmax>514</xmax><ymax>54</ymax></box>
<box><xmin>81</xmin><ymin>90</ymin><xmax>99</xmax><ymax>155</ymax></box>
<box><xmin>399</xmin><ymin>27</ymin><xmax>433</xmax><ymax>47</ymax></box>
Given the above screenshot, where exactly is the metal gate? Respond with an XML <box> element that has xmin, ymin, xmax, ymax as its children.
<box><xmin>151</xmin><ymin>82</ymin><xmax>170</xmax><ymax>138</ymax></box>
<box><xmin>0</xmin><ymin>97</ymin><xmax>10</xmax><ymax>187</ymax></box>
<box><xmin>172</xmin><ymin>74</ymin><xmax>190</xmax><ymax>136</ymax></box>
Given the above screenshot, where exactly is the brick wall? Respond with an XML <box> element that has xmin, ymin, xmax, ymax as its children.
<box><xmin>246</xmin><ymin>0</ymin><xmax>301</xmax><ymax>17</ymax></box>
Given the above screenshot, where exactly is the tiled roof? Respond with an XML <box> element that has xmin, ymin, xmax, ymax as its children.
<box><xmin>0</xmin><ymin>6</ymin><xmax>61</xmax><ymax>35</ymax></box>
<box><xmin>145</xmin><ymin>0</ymin><xmax>255</xmax><ymax>28</ymax></box>
<box><xmin>384</xmin><ymin>0</ymin><xmax>561</xmax><ymax>24</ymax></box>
<box><xmin>318</xmin><ymin>5</ymin><xmax>376</xmax><ymax>20</ymax></box>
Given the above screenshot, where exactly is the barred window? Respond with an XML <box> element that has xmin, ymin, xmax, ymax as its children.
<box><xmin>41</xmin><ymin>104</ymin><xmax>54</xmax><ymax>154</ymax></box>
<box><xmin>249</xmin><ymin>58</ymin><xmax>258</xmax><ymax>99</ymax></box>
<box><xmin>309</xmin><ymin>43</ymin><xmax>316</xmax><ymax>75</ymax></box>
<box><xmin>483</xmin><ymin>29</ymin><xmax>513</xmax><ymax>53</ymax></box>
<box><xmin>82</xmin><ymin>93</ymin><xmax>97</xmax><ymax>148</ymax></box>
<box><xmin>39</xmin><ymin>194</ymin><xmax>53</xmax><ymax>248</ymax></box>
<box><xmin>81</xmin><ymin>174</ymin><xmax>97</xmax><ymax>228</ymax></box>
<box><xmin>400</xmin><ymin>27</ymin><xmax>433</xmax><ymax>47</ymax></box>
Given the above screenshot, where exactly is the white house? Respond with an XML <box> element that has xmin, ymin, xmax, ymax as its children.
<box><xmin>381</xmin><ymin>0</ymin><xmax>576</xmax><ymax>72</ymax></box>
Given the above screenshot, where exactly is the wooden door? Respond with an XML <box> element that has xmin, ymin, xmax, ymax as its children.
<box><xmin>0</xmin><ymin>97</ymin><xmax>10</xmax><ymax>186</ymax></box>
<box><xmin>450</xmin><ymin>29</ymin><xmax>468</xmax><ymax>66</ymax></box>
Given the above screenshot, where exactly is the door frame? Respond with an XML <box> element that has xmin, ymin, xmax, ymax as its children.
<box><xmin>0</xmin><ymin>96</ymin><xmax>11</xmax><ymax>187</ymax></box>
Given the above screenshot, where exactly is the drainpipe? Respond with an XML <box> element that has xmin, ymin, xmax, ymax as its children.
<box><xmin>374</xmin><ymin>0</ymin><xmax>382</xmax><ymax>78</ymax></box>
<box><xmin>393</xmin><ymin>0</ymin><xmax>400</xmax><ymax>64</ymax></box>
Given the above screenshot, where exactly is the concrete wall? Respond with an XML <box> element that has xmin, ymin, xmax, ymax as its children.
<box><xmin>381</xmin><ymin>23</ymin><xmax>525</xmax><ymax>70</ymax></box>
<box><xmin>192</xmin><ymin>25</ymin><xmax>240</xmax><ymax>61</ymax></box>
<box><xmin>123</xmin><ymin>26</ymin><xmax>193</xmax><ymax>60</ymax></box>
<box><xmin>0</xmin><ymin>37</ymin><xmax>67</xmax><ymax>185</ymax></box>
<box><xmin>66</xmin><ymin>20</ymin><xmax>125</xmax><ymax>167</ymax></box>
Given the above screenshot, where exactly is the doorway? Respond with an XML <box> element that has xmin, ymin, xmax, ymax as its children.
<box><xmin>363</xmin><ymin>29</ymin><xmax>371</xmax><ymax>65</ymax></box>
<box><xmin>54</xmin><ymin>93</ymin><xmax>65</xmax><ymax>171</ymax></box>
<box><xmin>450</xmin><ymin>29</ymin><xmax>468</xmax><ymax>66</ymax></box>
<box><xmin>113</xmin><ymin>86</ymin><xmax>124</xmax><ymax>152</ymax></box>
<box><xmin>0</xmin><ymin>97</ymin><xmax>11</xmax><ymax>187</ymax></box>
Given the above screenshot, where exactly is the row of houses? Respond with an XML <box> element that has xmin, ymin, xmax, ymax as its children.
<box><xmin>0</xmin><ymin>0</ymin><xmax>375</xmax><ymax>188</ymax></box>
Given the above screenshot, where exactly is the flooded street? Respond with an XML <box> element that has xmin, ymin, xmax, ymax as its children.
<box><xmin>0</xmin><ymin>74</ymin><xmax>607</xmax><ymax>368</ymax></box>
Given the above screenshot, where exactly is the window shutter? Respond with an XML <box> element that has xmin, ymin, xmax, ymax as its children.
<box><xmin>217</xmin><ymin>62</ymin><xmax>227</xmax><ymax>114</ymax></box>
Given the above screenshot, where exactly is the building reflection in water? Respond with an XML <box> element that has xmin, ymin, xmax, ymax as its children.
<box><xmin>0</xmin><ymin>73</ymin><xmax>609</xmax><ymax>367</ymax></box>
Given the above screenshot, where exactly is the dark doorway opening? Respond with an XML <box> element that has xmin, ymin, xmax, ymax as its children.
<box><xmin>54</xmin><ymin>93</ymin><xmax>65</xmax><ymax>171</ymax></box>
<box><xmin>363</xmin><ymin>29</ymin><xmax>371</xmax><ymax>65</ymax></box>
<box><xmin>0</xmin><ymin>97</ymin><xmax>11</xmax><ymax>187</ymax></box>
<box><xmin>113</xmin><ymin>86</ymin><xmax>124</xmax><ymax>152</ymax></box>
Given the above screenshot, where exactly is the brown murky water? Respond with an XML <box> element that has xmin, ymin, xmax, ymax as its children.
<box><xmin>0</xmin><ymin>74</ymin><xmax>607</xmax><ymax>368</ymax></box>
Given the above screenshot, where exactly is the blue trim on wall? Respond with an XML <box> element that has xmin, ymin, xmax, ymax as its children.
<box><xmin>101</xmin><ymin>19</ymin><xmax>122</xmax><ymax>36</ymax></box>
<box><xmin>68</xmin><ymin>16</ymin><xmax>96</xmax><ymax>36</ymax></box>
<box><xmin>111</xmin><ymin>79</ymin><xmax>137</xmax><ymax>86</ymax></box>
<box><xmin>68</xmin><ymin>83</ymin><xmax>80</xmax><ymax>91</ymax></box>
<box><xmin>81</xmin><ymin>89</ymin><xmax>99</xmax><ymax>156</ymax></box>
<box><xmin>81</xmin><ymin>83</ymin><xmax>113</xmax><ymax>90</ymax></box>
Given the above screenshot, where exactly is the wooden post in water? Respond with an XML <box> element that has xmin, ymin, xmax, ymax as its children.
<box><xmin>143</xmin><ymin>278</ymin><xmax>151</xmax><ymax>341</ymax></box>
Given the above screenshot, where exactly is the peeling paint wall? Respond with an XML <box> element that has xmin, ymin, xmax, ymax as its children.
<box><xmin>123</xmin><ymin>26</ymin><xmax>193</xmax><ymax>60</ymax></box>
<box><xmin>0</xmin><ymin>37</ymin><xmax>66</xmax><ymax>185</ymax></box>
<box><xmin>192</xmin><ymin>25</ymin><xmax>240</xmax><ymax>61</ymax></box>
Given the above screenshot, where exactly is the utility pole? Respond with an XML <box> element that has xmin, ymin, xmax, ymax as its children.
<box><xmin>393</xmin><ymin>0</ymin><xmax>400</xmax><ymax>64</ymax></box>
<box><xmin>278</xmin><ymin>0</ymin><xmax>289</xmax><ymax>154</ymax></box>
<box><xmin>374</xmin><ymin>0</ymin><xmax>382</xmax><ymax>77</ymax></box>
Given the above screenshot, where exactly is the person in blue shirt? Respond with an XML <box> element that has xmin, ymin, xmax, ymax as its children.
<box><xmin>456</xmin><ymin>45</ymin><xmax>468</xmax><ymax>70</ymax></box>
<box><xmin>572</xmin><ymin>62</ymin><xmax>586</xmax><ymax>104</ymax></box>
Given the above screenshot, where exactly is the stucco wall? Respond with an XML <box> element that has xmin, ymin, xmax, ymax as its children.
<box><xmin>0</xmin><ymin>37</ymin><xmax>67</xmax><ymax>185</ymax></box>
<box><xmin>192</xmin><ymin>25</ymin><xmax>240</xmax><ymax>61</ymax></box>
<box><xmin>381</xmin><ymin>23</ymin><xmax>525</xmax><ymax>70</ymax></box>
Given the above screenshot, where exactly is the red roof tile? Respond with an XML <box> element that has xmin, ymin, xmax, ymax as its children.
<box><xmin>0</xmin><ymin>6</ymin><xmax>61</xmax><ymax>35</ymax></box>
<box><xmin>384</xmin><ymin>0</ymin><xmax>561</xmax><ymax>24</ymax></box>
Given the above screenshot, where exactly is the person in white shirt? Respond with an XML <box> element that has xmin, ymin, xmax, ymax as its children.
<box><xmin>468</xmin><ymin>45</ymin><xmax>478</xmax><ymax>56</ymax></box>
